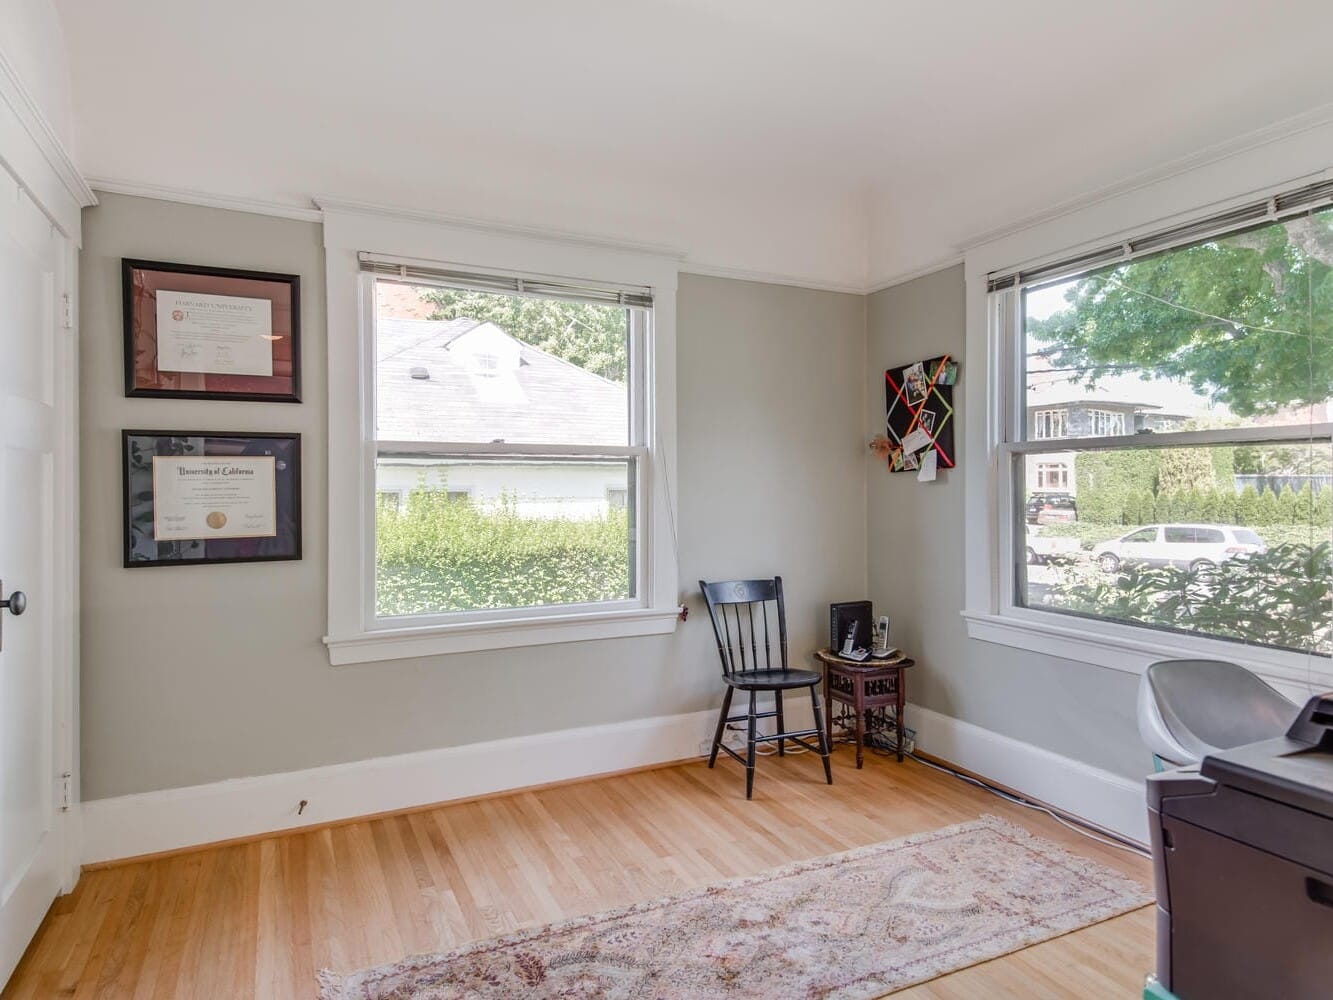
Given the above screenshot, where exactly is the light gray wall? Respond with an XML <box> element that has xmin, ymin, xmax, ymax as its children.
<box><xmin>865</xmin><ymin>265</ymin><xmax>1146</xmax><ymax>781</ymax></box>
<box><xmin>79</xmin><ymin>194</ymin><xmax>867</xmax><ymax>800</ymax></box>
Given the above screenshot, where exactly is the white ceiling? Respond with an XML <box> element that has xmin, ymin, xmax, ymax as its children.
<box><xmin>54</xmin><ymin>0</ymin><xmax>1333</xmax><ymax>290</ymax></box>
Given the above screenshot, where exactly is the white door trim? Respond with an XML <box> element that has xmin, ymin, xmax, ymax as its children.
<box><xmin>0</xmin><ymin>48</ymin><xmax>89</xmax><ymax>915</ymax></box>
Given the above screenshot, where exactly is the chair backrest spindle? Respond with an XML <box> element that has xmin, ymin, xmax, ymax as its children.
<box><xmin>699</xmin><ymin>577</ymin><xmax>788</xmax><ymax>680</ymax></box>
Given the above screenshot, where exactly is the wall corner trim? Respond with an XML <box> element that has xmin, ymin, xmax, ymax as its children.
<box><xmin>80</xmin><ymin>709</ymin><xmax>717</xmax><ymax>866</ymax></box>
<box><xmin>0</xmin><ymin>49</ymin><xmax>95</xmax><ymax>239</ymax></box>
<box><xmin>908</xmin><ymin>702</ymin><xmax>1149</xmax><ymax>845</ymax></box>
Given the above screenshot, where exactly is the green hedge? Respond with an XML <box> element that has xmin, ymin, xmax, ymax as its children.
<box><xmin>375</xmin><ymin>490</ymin><xmax>631</xmax><ymax>616</ymax></box>
<box><xmin>1073</xmin><ymin>478</ymin><xmax>1332</xmax><ymax>528</ymax></box>
<box><xmin>1048</xmin><ymin>542</ymin><xmax>1332</xmax><ymax>655</ymax></box>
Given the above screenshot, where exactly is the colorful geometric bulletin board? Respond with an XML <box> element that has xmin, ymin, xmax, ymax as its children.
<box><xmin>884</xmin><ymin>354</ymin><xmax>957</xmax><ymax>473</ymax></box>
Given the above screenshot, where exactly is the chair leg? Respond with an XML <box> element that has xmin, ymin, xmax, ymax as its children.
<box><xmin>708</xmin><ymin>687</ymin><xmax>734</xmax><ymax>768</ymax></box>
<box><xmin>775</xmin><ymin>691</ymin><xmax>785</xmax><ymax>757</ymax></box>
<box><xmin>810</xmin><ymin>685</ymin><xmax>833</xmax><ymax>785</ymax></box>
<box><xmin>745</xmin><ymin>690</ymin><xmax>758</xmax><ymax>800</ymax></box>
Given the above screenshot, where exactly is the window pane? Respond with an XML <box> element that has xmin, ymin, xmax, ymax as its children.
<box><xmin>1023</xmin><ymin>207</ymin><xmax>1333</xmax><ymax>441</ymax></box>
<box><xmin>374</xmin><ymin>456</ymin><xmax>635</xmax><ymax>617</ymax></box>
<box><xmin>375</xmin><ymin>278</ymin><xmax>632</xmax><ymax>446</ymax></box>
<box><xmin>1019</xmin><ymin>441</ymin><xmax>1333</xmax><ymax>656</ymax></box>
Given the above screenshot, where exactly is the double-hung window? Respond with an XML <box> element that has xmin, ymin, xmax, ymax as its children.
<box><xmin>321</xmin><ymin>207</ymin><xmax>680</xmax><ymax>664</ymax></box>
<box><xmin>975</xmin><ymin>183</ymin><xmax>1333</xmax><ymax>680</ymax></box>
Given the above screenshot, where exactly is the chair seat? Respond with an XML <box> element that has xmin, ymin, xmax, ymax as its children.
<box><xmin>724</xmin><ymin>668</ymin><xmax>822</xmax><ymax>690</ymax></box>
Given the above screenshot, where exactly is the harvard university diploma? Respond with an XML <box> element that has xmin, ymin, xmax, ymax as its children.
<box><xmin>155</xmin><ymin>289</ymin><xmax>275</xmax><ymax>376</ymax></box>
<box><xmin>152</xmin><ymin>456</ymin><xmax>278</xmax><ymax>540</ymax></box>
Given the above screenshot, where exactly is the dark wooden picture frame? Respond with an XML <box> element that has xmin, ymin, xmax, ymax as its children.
<box><xmin>122</xmin><ymin>430</ymin><xmax>302</xmax><ymax>568</ymax></box>
<box><xmin>123</xmin><ymin>258</ymin><xmax>301</xmax><ymax>402</ymax></box>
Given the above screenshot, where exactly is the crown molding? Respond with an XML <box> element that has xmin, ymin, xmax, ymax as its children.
<box><xmin>88</xmin><ymin>177</ymin><xmax>323</xmax><ymax>222</ymax></box>
<box><xmin>680</xmin><ymin>260</ymin><xmax>867</xmax><ymax>296</ymax></box>
<box><xmin>85</xmin><ymin>180</ymin><xmax>877</xmax><ymax>293</ymax></box>
<box><xmin>0</xmin><ymin>46</ymin><xmax>95</xmax><ymax>234</ymax></box>
<box><xmin>314</xmin><ymin>195</ymin><xmax>688</xmax><ymax>264</ymax></box>
<box><xmin>864</xmin><ymin>254</ymin><xmax>965</xmax><ymax>295</ymax></box>
<box><xmin>957</xmin><ymin>100</ymin><xmax>1333</xmax><ymax>253</ymax></box>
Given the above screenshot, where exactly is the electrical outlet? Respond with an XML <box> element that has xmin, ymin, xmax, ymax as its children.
<box><xmin>699</xmin><ymin>729</ymin><xmax>748</xmax><ymax>756</ymax></box>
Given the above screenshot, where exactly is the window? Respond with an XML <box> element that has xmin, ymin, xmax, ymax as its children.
<box><xmin>1035</xmin><ymin>462</ymin><xmax>1070</xmax><ymax>491</ymax></box>
<box><xmin>987</xmin><ymin>194</ymin><xmax>1333</xmax><ymax>667</ymax></box>
<box><xmin>321</xmin><ymin>207</ymin><xmax>679</xmax><ymax>663</ymax></box>
<box><xmin>1032</xmin><ymin>409</ymin><xmax>1067</xmax><ymax>439</ymax></box>
<box><xmin>1087</xmin><ymin>410</ymin><xmax>1125</xmax><ymax>437</ymax></box>
<box><xmin>372</xmin><ymin>276</ymin><xmax>646</xmax><ymax>620</ymax></box>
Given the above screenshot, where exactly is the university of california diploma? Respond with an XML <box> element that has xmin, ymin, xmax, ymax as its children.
<box><xmin>151</xmin><ymin>456</ymin><xmax>278</xmax><ymax>540</ymax></box>
<box><xmin>155</xmin><ymin>289</ymin><xmax>275</xmax><ymax>377</ymax></box>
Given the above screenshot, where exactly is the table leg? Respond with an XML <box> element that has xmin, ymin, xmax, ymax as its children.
<box><xmin>854</xmin><ymin>679</ymin><xmax>865</xmax><ymax>769</ymax></box>
<box><xmin>823</xmin><ymin>669</ymin><xmax>833</xmax><ymax>754</ymax></box>
<box><xmin>896</xmin><ymin>669</ymin><xmax>905</xmax><ymax>763</ymax></box>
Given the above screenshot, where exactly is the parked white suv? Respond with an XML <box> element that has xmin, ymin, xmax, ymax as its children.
<box><xmin>1092</xmin><ymin>524</ymin><xmax>1266</xmax><ymax>573</ymax></box>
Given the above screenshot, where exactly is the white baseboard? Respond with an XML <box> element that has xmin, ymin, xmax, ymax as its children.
<box><xmin>80</xmin><ymin>702</ymin><xmax>1147</xmax><ymax>865</ymax></box>
<box><xmin>81</xmin><ymin>709</ymin><xmax>717</xmax><ymax>865</ymax></box>
<box><xmin>907</xmin><ymin>703</ymin><xmax>1149</xmax><ymax>845</ymax></box>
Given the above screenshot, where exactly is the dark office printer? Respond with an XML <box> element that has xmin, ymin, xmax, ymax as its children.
<box><xmin>1147</xmin><ymin>691</ymin><xmax>1333</xmax><ymax>1000</ymax></box>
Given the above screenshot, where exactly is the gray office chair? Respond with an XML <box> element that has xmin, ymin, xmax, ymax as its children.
<box><xmin>1137</xmin><ymin>658</ymin><xmax>1300</xmax><ymax>770</ymax></box>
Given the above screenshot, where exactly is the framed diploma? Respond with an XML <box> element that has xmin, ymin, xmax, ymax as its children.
<box><xmin>123</xmin><ymin>259</ymin><xmax>301</xmax><ymax>402</ymax></box>
<box><xmin>122</xmin><ymin>431</ymin><xmax>302</xmax><ymax>567</ymax></box>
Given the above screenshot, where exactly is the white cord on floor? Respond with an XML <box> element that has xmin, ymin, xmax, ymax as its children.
<box><xmin>702</xmin><ymin>722</ymin><xmax>1150</xmax><ymax>858</ymax></box>
<box><xmin>906</xmin><ymin>752</ymin><xmax>1150</xmax><ymax>858</ymax></box>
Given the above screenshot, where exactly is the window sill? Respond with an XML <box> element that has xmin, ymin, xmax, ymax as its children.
<box><xmin>324</xmin><ymin>605</ymin><xmax>681</xmax><ymax>665</ymax></box>
<box><xmin>961</xmin><ymin>608</ymin><xmax>1333</xmax><ymax>691</ymax></box>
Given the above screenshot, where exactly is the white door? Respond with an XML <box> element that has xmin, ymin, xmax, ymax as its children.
<box><xmin>0</xmin><ymin>170</ymin><xmax>70</xmax><ymax>987</ymax></box>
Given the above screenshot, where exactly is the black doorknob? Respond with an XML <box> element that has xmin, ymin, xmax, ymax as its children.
<box><xmin>1</xmin><ymin>590</ymin><xmax>25</xmax><ymax>616</ymax></box>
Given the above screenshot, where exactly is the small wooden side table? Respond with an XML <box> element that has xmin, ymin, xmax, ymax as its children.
<box><xmin>815</xmin><ymin>648</ymin><xmax>914</xmax><ymax>768</ymax></box>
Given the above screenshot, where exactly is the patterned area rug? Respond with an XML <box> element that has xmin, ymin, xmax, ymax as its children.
<box><xmin>319</xmin><ymin>815</ymin><xmax>1152</xmax><ymax>1000</ymax></box>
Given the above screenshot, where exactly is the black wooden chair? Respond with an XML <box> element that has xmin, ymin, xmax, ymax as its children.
<box><xmin>699</xmin><ymin>577</ymin><xmax>833</xmax><ymax>799</ymax></box>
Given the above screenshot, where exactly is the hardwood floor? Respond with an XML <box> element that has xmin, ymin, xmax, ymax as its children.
<box><xmin>3</xmin><ymin>751</ymin><xmax>1154</xmax><ymax>999</ymax></box>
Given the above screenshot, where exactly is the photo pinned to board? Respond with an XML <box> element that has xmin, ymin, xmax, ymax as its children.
<box><xmin>902</xmin><ymin>361</ymin><xmax>930</xmax><ymax>406</ymax></box>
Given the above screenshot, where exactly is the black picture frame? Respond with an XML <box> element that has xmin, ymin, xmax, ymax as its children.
<box><xmin>122</xmin><ymin>430</ymin><xmax>302</xmax><ymax>568</ymax></box>
<box><xmin>123</xmin><ymin>258</ymin><xmax>302</xmax><ymax>402</ymax></box>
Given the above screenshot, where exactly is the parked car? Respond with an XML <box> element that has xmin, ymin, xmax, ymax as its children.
<box><xmin>1024</xmin><ymin>525</ymin><xmax>1081</xmax><ymax>565</ymax></box>
<box><xmin>1025</xmin><ymin>492</ymin><xmax>1078</xmax><ymax>525</ymax></box>
<box><xmin>1092</xmin><ymin>524</ymin><xmax>1266</xmax><ymax>573</ymax></box>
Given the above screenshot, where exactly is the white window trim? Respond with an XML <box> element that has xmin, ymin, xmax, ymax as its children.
<box><xmin>961</xmin><ymin>132</ymin><xmax>1333</xmax><ymax>690</ymax></box>
<box><xmin>319</xmin><ymin>201</ymin><xmax>681</xmax><ymax>664</ymax></box>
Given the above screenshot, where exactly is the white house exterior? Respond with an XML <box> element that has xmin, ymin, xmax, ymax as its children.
<box><xmin>375</xmin><ymin>316</ymin><xmax>629</xmax><ymax>518</ymax></box>
<box><xmin>1024</xmin><ymin>354</ymin><xmax>1204</xmax><ymax>497</ymax></box>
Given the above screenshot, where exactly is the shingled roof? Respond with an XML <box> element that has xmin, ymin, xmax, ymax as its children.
<box><xmin>375</xmin><ymin>317</ymin><xmax>627</xmax><ymax>445</ymax></box>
